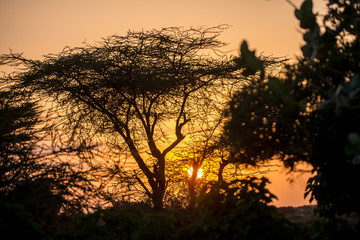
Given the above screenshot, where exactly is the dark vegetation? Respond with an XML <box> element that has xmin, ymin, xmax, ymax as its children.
<box><xmin>0</xmin><ymin>0</ymin><xmax>359</xmax><ymax>239</ymax></box>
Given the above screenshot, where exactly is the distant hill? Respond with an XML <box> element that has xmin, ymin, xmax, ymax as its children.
<box><xmin>278</xmin><ymin>205</ymin><xmax>319</xmax><ymax>224</ymax></box>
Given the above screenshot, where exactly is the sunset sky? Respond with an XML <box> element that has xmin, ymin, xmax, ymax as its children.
<box><xmin>0</xmin><ymin>0</ymin><xmax>327</xmax><ymax>206</ymax></box>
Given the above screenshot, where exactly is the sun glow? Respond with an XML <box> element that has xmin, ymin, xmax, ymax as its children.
<box><xmin>187</xmin><ymin>167</ymin><xmax>203</xmax><ymax>179</ymax></box>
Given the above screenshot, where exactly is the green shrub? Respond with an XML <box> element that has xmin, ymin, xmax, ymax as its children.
<box><xmin>58</xmin><ymin>206</ymin><xmax>176</xmax><ymax>240</ymax></box>
<box><xmin>178</xmin><ymin>177</ymin><xmax>300</xmax><ymax>240</ymax></box>
<box><xmin>0</xmin><ymin>201</ymin><xmax>45</xmax><ymax>240</ymax></box>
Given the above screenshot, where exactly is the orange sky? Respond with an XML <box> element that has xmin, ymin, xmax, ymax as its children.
<box><xmin>0</xmin><ymin>0</ymin><xmax>327</xmax><ymax>206</ymax></box>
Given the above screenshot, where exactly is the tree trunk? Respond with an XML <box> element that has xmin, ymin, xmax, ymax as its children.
<box><xmin>218</xmin><ymin>161</ymin><xmax>227</xmax><ymax>182</ymax></box>
<box><xmin>152</xmin><ymin>188</ymin><xmax>165</xmax><ymax>211</ymax></box>
<box><xmin>188</xmin><ymin>178</ymin><xmax>197</xmax><ymax>210</ymax></box>
<box><xmin>187</xmin><ymin>164</ymin><xmax>199</xmax><ymax>209</ymax></box>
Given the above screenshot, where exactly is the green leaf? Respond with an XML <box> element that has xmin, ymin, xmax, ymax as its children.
<box><xmin>345</xmin><ymin>132</ymin><xmax>360</xmax><ymax>156</ymax></box>
<box><xmin>240</xmin><ymin>41</ymin><xmax>249</xmax><ymax>55</ymax></box>
<box><xmin>300</xmin><ymin>0</ymin><xmax>313</xmax><ymax>14</ymax></box>
<box><xmin>351</xmin><ymin>156</ymin><xmax>360</xmax><ymax>165</ymax></box>
<box><xmin>350</xmin><ymin>74</ymin><xmax>360</xmax><ymax>89</ymax></box>
<box><xmin>295</xmin><ymin>9</ymin><xmax>302</xmax><ymax>21</ymax></box>
<box><xmin>267</xmin><ymin>77</ymin><xmax>285</xmax><ymax>97</ymax></box>
<box><xmin>296</xmin><ymin>0</ymin><xmax>317</xmax><ymax>29</ymax></box>
<box><xmin>301</xmin><ymin>44</ymin><xmax>313</xmax><ymax>58</ymax></box>
<box><xmin>238</xmin><ymin>41</ymin><xmax>264</xmax><ymax>77</ymax></box>
<box><xmin>348</xmin><ymin>132</ymin><xmax>360</xmax><ymax>146</ymax></box>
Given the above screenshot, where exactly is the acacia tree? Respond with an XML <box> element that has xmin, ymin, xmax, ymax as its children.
<box><xmin>1</xmin><ymin>26</ymin><xmax>244</xmax><ymax>209</ymax></box>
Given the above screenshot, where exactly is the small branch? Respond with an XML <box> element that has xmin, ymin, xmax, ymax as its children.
<box><xmin>134</xmin><ymin>172</ymin><xmax>151</xmax><ymax>196</ymax></box>
<box><xmin>285</xmin><ymin>0</ymin><xmax>297</xmax><ymax>9</ymax></box>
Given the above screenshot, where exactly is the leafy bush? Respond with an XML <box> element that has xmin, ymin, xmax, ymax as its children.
<box><xmin>0</xmin><ymin>201</ymin><xmax>45</xmax><ymax>240</ymax></box>
<box><xmin>178</xmin><ymin>177</ymin><xmax>300</xmax><ymax>240</ymax></box>
<box><xmin>56</xmin><ymin>206</ymin><xmax>176</xmax><ymax>240</ymax></box>
<box><xmin>225</xmin><ymin>1</ymin><xmax>360</xmax><ymax>235</ymax></box>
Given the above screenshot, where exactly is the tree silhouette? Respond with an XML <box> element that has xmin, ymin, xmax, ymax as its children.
<box><xmin>0</xmin><ymin>80</ymin><xmax>102</xmax><ymax>233</ymax></box>
<box><xmin>224</xmin><ymin>0</ymin><xmax>360</xmax><ymax>232</ymax></box>
<box><xmin>1</xmin><ymin>26</ymin><xmax>246</xmax><ymax>209</ymax></box>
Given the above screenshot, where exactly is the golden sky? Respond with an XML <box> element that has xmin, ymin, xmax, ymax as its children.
<box><xmin>0</xmin><ymin>0</ymin><xmax>327</xmax><ymax>59</ymax></box>
<box><xmin>0</xmin><ymin>0</ymin><xmax>326</xmax><ymax>206</ymax></box>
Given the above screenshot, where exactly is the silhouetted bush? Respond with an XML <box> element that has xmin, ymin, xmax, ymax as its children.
<box><xmin>6</xmin><ymin>179</ymin><xmax>63</xmax><ymax>231</ymax></box>
<box><xmin>56</xmin><ymin>205</ymin><xmax>176</xmax><ymax>240</ymax></box>
<box><xmin>311</xmin><ymin>218</ymin><xmax>360</xmax><ymax>240</ymax></box>
<box><xmin>0</xmin><ymin>201</ymin><xmax>45</xmax><ymax>240</ymax></box>
<box><xmin>178</xmin><ymin>177</ymin><xmax>300</xmax><ymax>240</ymax></box>
<box><xmin>224</xmin><ymin>0</ymin><xmax>360</xmax><ymax>237</ymax></box>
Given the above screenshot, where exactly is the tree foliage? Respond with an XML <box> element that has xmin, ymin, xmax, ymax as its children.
<box><xmin>0</xmin><ymin>201</ymin><xmax>45</xmax><ymax>240</ymax></box>
<box><xmin>224</xmin><ymin>0</ymin><xmax>360</xmax><ymax>231</ymax></box>
<box><xmin>179</xmin><ymin>177</ymin><xmax>299</xmax><ymax>240</ymax></box>
<box><xmin>59</xmin><ymin>205</ymin><xmax>176</xmax><ymax>240</ymax></box>
<box><xmin>0</xmin><ymin>80</ymin><xmax>102</xmax><ymax>233</ymax></box>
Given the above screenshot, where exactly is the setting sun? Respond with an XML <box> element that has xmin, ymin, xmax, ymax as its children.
<box><xmin>187</xmin><ymin>167</ymin><xmax>203</xmax><ymax>179</ymax></box>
